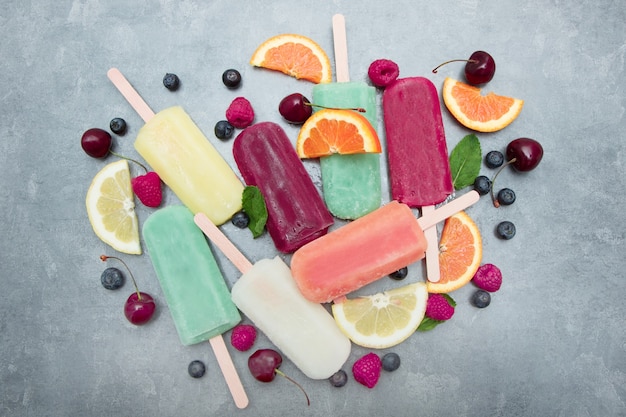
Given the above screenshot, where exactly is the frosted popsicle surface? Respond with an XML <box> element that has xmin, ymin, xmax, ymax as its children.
<box><xmin>291</xmin><ymin>201</ymin><xmax>426</xmax><ymax>303</ymax></box>
<box><xmin>135</xmin><ymin>106</ymin><xmax>244</xmax><ymax>225</ymax></box>
<box><xmin>312</xmin><ymin>82</ymin><xmax>381</xmax><ymax>219</ymax></box>
<box><xmin>231</xmin><ymin>257</ymin><xmax>351</xmax><ymax>379</ymax></box>
<box><xmin>233</xmin><ymin>122</ymin><xmax>333</xmax><ymax>253</ymax></box>
<box><xmin>383</xmin><ymin>77</ymin><xmax>453</xmax><ymax>206</ymax></box>
<box><xmin>143</xmin><ymin>206</ymin><xmax>241</xmax><ymax>345</ymax></box>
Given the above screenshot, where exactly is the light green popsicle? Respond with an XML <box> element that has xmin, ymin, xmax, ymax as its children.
<box><xmin>313</xmin><ymin>84</ymin><xmax>381</xmax><ymax>219</ymax></box>
<box><xmin>143</xmin><ymin>205</ymin><xmax>241</xmax><ymax>345</ymax></box>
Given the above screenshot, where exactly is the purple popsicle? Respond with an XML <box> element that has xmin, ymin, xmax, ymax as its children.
<box><xmin>233</xmin><ymin>122</ymin><xmax>334</xmax><ymax>253</ymax></box>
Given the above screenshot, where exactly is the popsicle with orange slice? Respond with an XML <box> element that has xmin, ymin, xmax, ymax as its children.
<box><xmin>296</xmin><ymin>14</ymin><xmax>382</xmax><ymax>220</ymax></box>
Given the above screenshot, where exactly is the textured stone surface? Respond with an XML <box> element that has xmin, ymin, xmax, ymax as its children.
<box><xmin>1</xmin><ymin>0</ymin><xmax>625</xmax><ymax>416</ymax></box>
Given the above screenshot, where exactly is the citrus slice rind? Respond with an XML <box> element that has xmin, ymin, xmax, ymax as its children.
<box><xmin>250</xmin><ymin>34</ymin><xmax>332</xmax><ymax>84</ymax></box>
<box><xmin>442</xmin><ymin>77</ymin><xmax>524</xmax><ymax>133</ymax></box>
<box><xmin>296</xmin><ymin>109</ymin><xmax>382</xmax><ymax>158</ymax></box>
<box><xmin>86</xmin><ymin>160</ymin><xmax>141</xmax><ymax>255</ymax></box>
<box><xmin>427</xmin><ymin>211</ymin><xmax>482</xmax><ymax>294</ymax></box>
<box><xmin>331</xmin><ymin>282</ymin><xmax>428</xmax><ymax>349</ymax></box>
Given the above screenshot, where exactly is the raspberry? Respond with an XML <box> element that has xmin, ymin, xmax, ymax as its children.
<box><xmin>225</xmin><ymin>97</ymin><xmax>255</xmax><ymax>129</ymax></box>
<box><xmin>230</xmin><ymin>324</ymin><xmax>257</xmax><ymax>351</ymax></box>
<box><xmin>131</xmin><ymin>171</ymin><xmax>162</xmax><ymax>207</ymax></box>
<box><xmin>425</xmin><ymin>293</ymin><xmax>455</xmax><ymax>321</ymax></box>
<box><xmin>367</xmin><ymin>59</ymin><xmax>400</xmax><ymax>88</ymax></box>
<box><xmin>472</xmin><ymin>264</ymin><xmax>502</xmax><ymax>292</ymax></box>
<box><xmin>352</xmin><ymin>353</ymin><xmax>381</xmax><ymax>389</ymax></box>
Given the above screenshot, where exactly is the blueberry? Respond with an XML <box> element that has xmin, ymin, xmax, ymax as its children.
<box><xmin>214</xmin><ymin>120</ymin><xmax>235</xmax><ymax>140</ymax></box>
<box><xmin>222</xmin><ymin>69</ymin><xmax>242</xmax><ymax>88</ymax></box>
<box><xmin>496</xmin><ymin>221</ymin><xmax>516</xmax><ymax>240</ymax></box>
<box><xmin>497</xmin><ymin>188</ymin><xmax>516</xmax><ymax>206</ymax></box>
<box><xmin>231</xmin><ymin>211</ymin><xmax>250</xmax><ymax>229</ymax></box>
<box><xmin>101</xmin><ymin>267</ymin><xmax>124</xmax><ymax>290</ymax></box>
<box><xmin>473</xmin><ymin>175</ymin><xmax>492</xmax><ymax>196</ymax></box>
<box><xmin>381</xmin><ymin>352</ymin><xmax>401</xmax><ymax>372</ymax></box>
<box><xmin>188</xmin><ymin>360</ymin><xmax>206</xmax><ymax>378</ymax></box>
<box><xmin>328</xmin><ymin>370</ymin><xmax>348</xmax><ymax>387</ymax></box>
<box><xmin>389</xmin><ymin>267</ymin><xmax>408</xmax><ymax>280</ymax></box>
<box><xmin>163</xmin><ymin>73</ymin><xmax>180</xmax><ymax>91</ymax></box>
<box><xmin>109</xmin><ymin>118</ymin><xmax>127</xmax><ymax>135</ymax></box>
<box><xmin>472</xmin><ymin>290</ymin><xmax>491</xmax><ymax>308</ymax></box>
<box><xmin>485</xmin><ymin>150</ymin><xmax>504</xmax><ymax>168</ymax></box>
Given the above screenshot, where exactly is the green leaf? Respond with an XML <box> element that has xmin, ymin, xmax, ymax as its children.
<box><xmin>241</xmin><ymin>186</ymin><xmax>268</xmax><ymax>238</ymax></box>
<box><xmin>449</xmin><ymin>134</ymin><xmax>482</xmax><ymax>190</ymax></box>
<box><xmin>416</xmin><ymin>317</ymin><xmax>444</xmax><ymax>332</ymax></box>
<box><xmin>442</xmin><ymin>293</ymin><xmax>457</xmax><ymax>307</ymax></box>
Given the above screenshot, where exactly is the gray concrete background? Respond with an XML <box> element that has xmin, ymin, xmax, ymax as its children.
<box><xmin>1</xmin><ymin>0</ymin><xmax>625</xmax><ymax>416</ymax></box>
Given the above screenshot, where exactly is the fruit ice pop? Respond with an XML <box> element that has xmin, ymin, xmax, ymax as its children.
<box><xmin>313</xmin><ymin>14</ymin><xmax>381</xmax><ymax>219</ymax></box>
<box><xmin>107</xmin><ymin>68</ymin><xmax>244</xmax><ymax>226</ymax></box>
<box><xmin>143</xmin><ymin>205</ymin><xmax>248</xmax><ymax>408</ymax></box>
<box><xmin>290</xmin><ymin>191</ymin><xmax>479</xmax><ymax>303</ymax></box>
<box><xmin>233</xmin><ymin>122</ymin><xmax>333</xmax><ymax>253</ymax></box>
<box><xmin>383</xmin><ymin>76</ymin><xmax>453</xmax><ymax>206</ymax></box>
<box><xmin>383</xmin><ymin>76</ymin><xmax>454</xmax><ymax>283</ymax></box>
<box><xmin>194</xmin><ymin>213</ymin><xmax>351</xmax><ymax>380</ymax></box>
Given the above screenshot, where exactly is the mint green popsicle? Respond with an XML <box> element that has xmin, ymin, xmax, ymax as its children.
<box><xmin>313</xmin><ymin>82</ymin><xmax>381</xmax><ymax>219</ymax></box>
<box><xmin>143</xmin><ymin>206</ymin><xmax>241</xmax><ymax>345</ymax></box>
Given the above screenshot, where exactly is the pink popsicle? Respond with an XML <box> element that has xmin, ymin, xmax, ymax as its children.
<box><xmin>233</xmin><ymin>122</ymin><xmax>334</xmax><ymax>253</ymax></box>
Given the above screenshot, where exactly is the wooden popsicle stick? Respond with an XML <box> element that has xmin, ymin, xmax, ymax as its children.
<box><xmin>422</xmin><ymin>205</ymin><xmax>441</xmax><ymax>283</ymax></box>
<box><xmin>417</xmin><ymin>191</ymin><xmax>480</xmax><ymax>230</ymax></box>
<box><xmin>209</xmin><ymin>336</ymin><xmax>249</xmax><ymax>409</ymax></box>
<box><xmin>194</xmin><ymin>213</ymin><xmax>253</xmax><ymax>274</ymax></box>
<box><xmin>107</xmin><ymin>68</ymin><xmax>156</xmax><ymax>123</ymax></box>
<box><xmin>332</xmin><ymin>14</ymin><xmax>350</xmax><ymax>83</ymax></box>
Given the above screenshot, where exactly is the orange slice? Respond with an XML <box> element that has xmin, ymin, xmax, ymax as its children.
<box><xmin>442</xmin><ymin>77</ymin><xmax>524</xmax><ymax>132</ymax></box>
<box><xmin>250</xmin><ymin>34</ymin><xmax>332</xmax><ymax>84</ymax></box>
<box><xmin>296</xmin><ymin>109</ymin><xmax>381</xmax><ymax>158</ymax></box>
<box><xmin>427</xmin><ymin>211</ymin><xmax>482</xmax><ymax>294</ymax></box>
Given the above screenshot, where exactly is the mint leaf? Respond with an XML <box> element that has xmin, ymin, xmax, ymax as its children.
<box><xmin>416</xmin><ymin>317</ymin><xmax>444</xmax><ymax>332</ymax></box>
<box><xmin>442</xmin><ymin>293</ymin><xmax>457</xmax><ymax>307</ymax></box>
<box><xmin>449</xmin><ymin>134</ymin><xmax>482</xmax><ymax>190</ymax></box>
<box><xmin>241</xmin><ymin>186</ymin><xmax>268</xmax><ymax>238</ymax></box>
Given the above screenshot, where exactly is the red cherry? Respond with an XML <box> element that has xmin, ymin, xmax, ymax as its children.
<box><xmin>432</xmin><ymin>50</ymin><xmax>496</xmax><ymax>85</ymax></box>
<box><xmin>506</xmin><ymin>138</ymin><xmax>543</xmax><ymax>172</ymax></box>
<box><xmin>278</xmin><ymin>93</ymin><xmax>313</xmax><ymax>124</ymax></box>
<box><xmin>248</xmin><ymin>349</ymin><xmax>310</xmax><ymax>405</ymax></box>
<box><xmin>81</xmin><ymin>128</ymin><xmax>112</xmax><ymax>158</ymax></box>
<box><xmin>124</xmin><ymin>292</ymin><xmax>156</xmax><ymax>325</ymax></box>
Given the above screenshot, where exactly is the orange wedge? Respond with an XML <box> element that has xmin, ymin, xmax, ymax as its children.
<box><xmin>250</xmin><ymin>34</ymin><xmax>332</xmax><ymax>84</ymax></box>
<box><xmin>442</xmin><ymin>77</ymin><xmax>524</xmax><ymax>132</ymax></box>
<box><xmin>296</xmin><ymin>109</ymin><xmax>382</xmax><ymax>158</ymax></box>
<box><xmin>427</xmin><ymin>211</ymin><xmax>482</xmax><ymax>294</ymax></box>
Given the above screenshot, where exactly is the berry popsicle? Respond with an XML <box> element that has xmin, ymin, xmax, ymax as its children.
<box><xmin>143</xmin><ymin>206</ymin><xmax>248</xmax><ymax>408</ymax></box>
<box><xmin>107</xmin><ymin>68</ymin><xmax>244</xmax><ymax>225</ymax></box>
<box><xmin>290</xmin><ymin>191</ymin><xmax>479</xmax><ymax>304</ymax></box>
<box><xmin>312</xmin><ymin>14</ymin><xmax>381</xmax><ymax>219</ymax></box>
<box><xmin>233</xmin><ymin>122</ymin><xmax>333</xmax><ymax>253</ymax></box>
<box><xmin>383</xmin><ymin>76</ymin><xmax>454</xmax><ymax>282</ymax></box>
<box><xmin>194</xmin><ymin>213</ymin><xmax>351</xmax><ymax>380</ymax></box>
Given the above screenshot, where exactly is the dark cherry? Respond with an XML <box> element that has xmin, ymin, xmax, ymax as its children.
<box><xmin>81</xmin><ymin>128</ymin><xmax>112</xmax><ymax>158</ymax></box>
<box><xmin>490</xmin><ymin>138</ymin><xmax>543</xmax><ymax>207</ymax></box>
<box><xmin>464</xmin><ymin>51</ymin><xmax>496</xmax><ymax>85</ymax></box>
<box><xmin>248</xmin><ymin>349</ymin><xmax>310</xmax><ymax>405</ymax></box>
<box><xmin>279</xmin><ymin>93</ymin><xmax>313</xmax><ymax>124</ymax></box>
<box><xmin>101</xmin><ymin>255</ymin><xmax>156</xmax><ymax>325</ymax></box>
<box><xmin>506</xmin><ymin>138</ymin><xmax>544</xmax><ymax>172</ymax></box>
<box><xmin>432</xmin><ymin>50</ymin><xmax>496</xmax><ymax>85</ymax></box>
<box><xmin>124</xmin><ymin>292</ymin><xmax>156</xmax><ymax>325</ymax></box>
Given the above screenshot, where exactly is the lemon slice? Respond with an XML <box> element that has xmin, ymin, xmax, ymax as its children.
<box><xmin>331</xmin><ymin>282</ymin><xmax>428</xmax><ymax>349</ymax></box>
<box><xmin>86</xmin><ymin>160</ymin><xmax>141</xmax><ymax>254</ymax></box>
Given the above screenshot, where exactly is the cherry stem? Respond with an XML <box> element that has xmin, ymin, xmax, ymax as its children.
<box><xmin>108</xmin><ymin>150</ymin><xmax>148</xmax><ymax>174</ymax></box>
<box><xmin>275</xmin><ymin>369</ymin><xmax>310</xmax><ymax>406</ymax></box>
<box><xmin>100</xmin><ymin>255</ymin><xmax>142</xmax><ymax>299</ymax></box>
<box><xmin>432</xmin><ymin>59</ymin><xmax>478</xmax><ymax>74</ymax></box>
<box><xmin>490</xmin><ymin>158</ymin><xmax>516</xmax><ymax>208</ymax></box>
<box><xmin>304</xmin><ymin>102</ymin><xmax>366</xmax><ymax>113</ymax></box>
